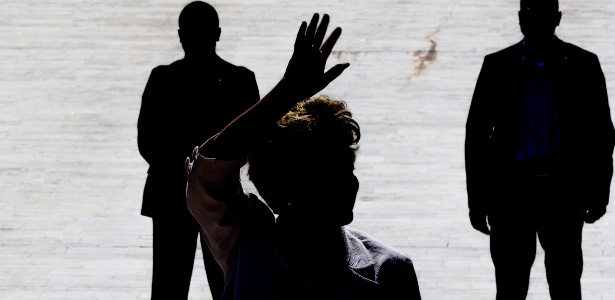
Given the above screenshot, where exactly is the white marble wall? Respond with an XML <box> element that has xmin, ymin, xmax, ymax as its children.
<box><xmin>1</xmin><ymin>0</ymin><xmax>614</xmax><ymax>299</ymax></box>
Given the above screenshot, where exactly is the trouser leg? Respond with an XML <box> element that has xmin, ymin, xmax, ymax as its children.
<box><xmin>199</xmin><ymin>228</ymin><xmax>225</xmax><ymax>300</ymax></box>
<box><xmin>151</xmin><ymin>216</ymin><xmax>199</xmax><ymax>300</ymax></box>
<box><xmin>490</xmin><ymin>213</ymin><xmax>537</xmax><ymax>300</ymax></box>
<box><xmin>537</xmin><ymin>209</ymin><xmax>584</xmax><ymax>300</ymax></box>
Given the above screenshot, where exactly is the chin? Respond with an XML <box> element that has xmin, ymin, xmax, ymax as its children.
<box><xmin>335</xmin><ymin>212</ymin><xmax>354</xmax><ymax>227</ymax></box>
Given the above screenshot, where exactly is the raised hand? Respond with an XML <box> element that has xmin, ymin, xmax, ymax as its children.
<box><xmin>284</xmin><ymin>13</ymin><xmax>349</xmax><ymax>99</ymax></box>
<box><xmin>208</xmin><ymin>14</ymin><xmax>349</xmax><ymax>156</ymax></box>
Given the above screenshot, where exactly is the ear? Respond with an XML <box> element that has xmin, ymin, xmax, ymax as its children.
<box><xmin>216</xmin><ymin>27</ymin><xmax>221</xmax><ymax>42</ymax></box>
<box><xmin>555</xmin><ymin>11</ymin><xmax>562</xmax><ymax>26</ymax></box>
<box><xmin>517</xmin><ymin>11</ymin><xmax>524</xmax><ymax>26</ymax></box>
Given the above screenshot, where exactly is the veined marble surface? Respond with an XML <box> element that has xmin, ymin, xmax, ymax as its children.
<box><xmin>1</xmin><ymin>0</ymin><xmax>614</xmax><ymax>299</ymax></box>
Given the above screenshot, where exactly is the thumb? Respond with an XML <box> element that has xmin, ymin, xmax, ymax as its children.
<box><xmin>321</xmin><ymin>63</ymin><xmax>350</xmax><ymax>89</ymax></box>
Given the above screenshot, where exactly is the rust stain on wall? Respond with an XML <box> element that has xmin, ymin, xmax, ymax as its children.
<box><xmin>413</xmin><ymin>27</ymin><xmax>440</xmax><ymax>76</ymax></box>
<box><xmin>331</xmin><ymin>51</ymin><xmax>362</xmax><ymax>61</ymax></box>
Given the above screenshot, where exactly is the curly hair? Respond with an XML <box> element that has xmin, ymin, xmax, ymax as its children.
<box><xmin>247</xmin><ymin>95</ymin><xmax>360</xmax><ymax>214</ymax></box>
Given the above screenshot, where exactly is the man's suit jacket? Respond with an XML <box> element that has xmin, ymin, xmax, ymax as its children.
<box><xmin>138</xmin><ymin>57</ymin><xmax>260</xmax><ymax>217</ymax></box>
<box><xmin>465</xmin><ymin>37</ymin><xmax>615</xmax><ymax>212</ymax></box>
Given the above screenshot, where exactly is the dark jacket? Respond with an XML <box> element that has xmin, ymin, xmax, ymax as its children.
<box><xmin>138</xmin><ymin>57</ymin><xmax>260</xmax><ymax>217</ymax></box>
<box><xmin>465</xmin><ymin>37</ymin><xmax>615</xmax><ymax>211</ymax></box>
<box><xmin>185</xmin><ymin>152</ymin><xmax>422</xmax><ymax>300</ymax></box>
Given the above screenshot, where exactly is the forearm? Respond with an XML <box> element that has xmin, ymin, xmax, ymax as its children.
<box><xmin>138</xmin><ymin>67</ymin><xmax>182</xmax><ymax>166</ymax></box>
<box><xmin>465</xmin><ymin>134</ymin><xmax>492</xmax><ymax>209</ymax></box>
<box><xmin>465</xmin><ymin>112</ymin><xmax>493</xmax><ymax>209</ymax></box>
<box><xmin>208</xmin><ymin>78</ymin><xmax>304</xmax><ymax>158</ymax></box>
<box><xmin>465</xmin><ymin>59</ymin><xmax>496</xmax><ymax>210</ymax></box>
<box><xmin>186</xmin><ymin>153</ymin><xmax>246</xmax><ymax>277</ymax></box>
<box><xmin>585</xmin><ymin>59</ymin><xmax>614</xmax><ymax>207</ymax></box>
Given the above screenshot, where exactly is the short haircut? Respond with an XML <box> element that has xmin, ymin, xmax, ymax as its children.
<box><xmin>247</xmin><ymin>95</ymin><xmax>361</xmax><ymax>213</ymax></box>
<box><xmin>520</xmin><ymin>0</ymin><xmax>559</xmax><ymax>11</ymax></box>
<box><xmin>178</xmin><ymin>1</ymin><xmax>219</xmax><ymax>30</ymax></box>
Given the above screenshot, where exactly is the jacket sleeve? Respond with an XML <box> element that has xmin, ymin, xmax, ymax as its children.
<box><xmin>137</xmin><ymin>66</ymin><xmax>191</xmax><ymax>170</ymax></box>
<box><xmin>379</xmin><ymin>255</ymin><xmax>422</xmax><ymax>300</ymax></box>
<box><xmin>185</xmin><ymin>145</ymin><xmax>247</xmax><ymax>278</ymax></box>
<box><xmin>231</xmin><ymin>67</ymin><xmax>261</xmax><ymax>122</ymax></box>
<box><xmin>243</xmin><ymin>69</ymin><xmax>260</xmax><ymax>108</ymax></box>
<box><xmin>137</xmin><ymin>67</ymin><xmax>163</xmax><ymax>166</ymax></box>
<box><xmin>584</xmin><ymin>54</ymin><xmax>615</xmax><ymax>208</ymax></box>
<box><xmin>137</xmin><ymin>66</ymin><xmax>178</xmax><ymax>168</ymax></box>
<box><xmin>465</xmin><ymin>55</ymin><xmax>496</xmax><ymax>211</ymax></box>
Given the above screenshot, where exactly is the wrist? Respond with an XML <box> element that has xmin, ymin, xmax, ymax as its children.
<box><xmin>276</xmin><ymin>77</ymin><xmax>306</xmax><ymax>100</ymax></box>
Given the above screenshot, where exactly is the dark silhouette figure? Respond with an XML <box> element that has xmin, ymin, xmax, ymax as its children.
<box><xmin>137</xmin><ymin>1</ymin><xmax>260</xmax><ymax>299</ymax></box>
<box><xmin>465</xmin><ymin>0</ymin><xmax>615</xmax><ymax>299</ymax></box>
<box><xmin>184</xmin><ymin>14</ymin><xmax>422</xmax><ymax>300</ymax></box>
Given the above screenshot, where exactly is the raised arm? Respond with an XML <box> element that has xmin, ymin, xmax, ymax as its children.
<box><xmin>186</xmin><ymin>13</ymin><xmax>349</xmax><ymax>279</ymax></box>
<box><xmin>204</xmin><ymin>13</ymin><xmax>349</xmax><ymax>158</ymax></box>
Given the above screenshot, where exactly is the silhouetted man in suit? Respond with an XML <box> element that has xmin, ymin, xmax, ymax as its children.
<box><xmin>465</xmin><ymin>0</ymin><xmax>614</xmax><ymax>299</ymax></box>
<box><xmin>137</xmin><ymin>2</ymin><xmax>260</xmax><ymax>299</ymax></box>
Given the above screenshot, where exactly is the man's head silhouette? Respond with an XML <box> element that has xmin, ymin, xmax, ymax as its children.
<box><xmin>519</xmin><ymin>0</ymin><xmax>562</xmax><ymax>43</ymax></box>
<box><xmin>178</xmin><ymin>1</ymin><xmax>221</xmax><ymax>58</ymax></box>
